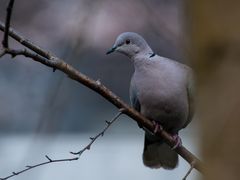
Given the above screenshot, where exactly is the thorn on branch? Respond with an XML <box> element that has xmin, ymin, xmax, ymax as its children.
<box><xmin>89</xmin><ymin>137</ymin><xmax>94</xmax><ymax>140</ymax></box>
<box><xmin>19</xmin><ymin>38</ymin><xmax>24</xmax><ymax>43</ymax></box>
<box><xmin>45</xmin><ymin>155</ymin><xmax>53</xmax><ymax>162</ymax></box>
<box><xmin>10</xmin><ymin>53</ymin><xmax>16</xmax><ymax>58</ymax></box>
<box><xmin>70</xmin><ymin>150</ymin><xmax>83</xmax><ymax>156</ymax></box>
<box><xmin>96</xmin><ymin>79</ymin><xmax>101</xmax><ymax>85</ymax></box>
<box><xmin>25</xmin><ymin>165</ymin><xmax>32</xmax><ymax>168</ymax></box>
<box><xmin>86</xmin><ymin>145</ymin><xmax>91</xmax><ymax>150</ymax></box>
<box><xmin>52</xmin><ymin>67</ymin><xmax>56</xmax><ymax>72</ymax></box>
<box><xmin>105</xmin><ymin>120</ymin><xmax>111</xmax><ymax>125</ymax></box>
<box><xmin>119</xmin><ymin>108</ymin><xmax>126</xmax><ymax>113</ymax></box>
<box><xmin>12</xmin><ymin>172</ymin><xmax>18</xmax><ymax>176</ymax></box>
<box><xmin>78</xmin><ymin>151</ymin><xmax>83</xmax><ymax>156</ymax></box>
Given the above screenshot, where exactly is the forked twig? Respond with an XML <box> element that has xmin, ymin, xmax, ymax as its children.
<box><xmin>0</xmin><ymin>110</ymin><xmax>123</xmax><ymax>180</ymax></box>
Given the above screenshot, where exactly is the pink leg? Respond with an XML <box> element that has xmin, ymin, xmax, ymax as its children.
<box><xmin>171</xmin><ymin>134</ymin><xmax>182</xmax><ymax>149</ymax></box>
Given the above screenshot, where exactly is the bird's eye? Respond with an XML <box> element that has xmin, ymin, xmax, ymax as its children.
<box><xmin>125</xmin><ymin>39</ymin><xmax>130</xmax><ymax>44</ymax></box>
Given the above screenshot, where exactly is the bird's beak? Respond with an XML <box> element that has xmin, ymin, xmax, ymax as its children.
<box><xmin>106</xmin><ymin>46</ymin><xmax>117</xmax><ymax>55</ymax></box>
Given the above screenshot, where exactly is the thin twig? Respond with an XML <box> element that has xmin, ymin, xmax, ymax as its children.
<box><xmin>0</xmin><ymin>22</ymin><xmax>52</xmax><ymax>59</ymax></box>
<box><xmin>0</xmin><ymin>155</ymin><xmax>78</xmax><ymax>180</ymax></box>
<box><xmin>0</xmin><ymin>110</ymin><xmax>123</xmax><ymax>180</ymax></box>
<box><xmin>182</xmin><ymin>161</ymin><xmax>195</xmax><ymax>180</ymax></box>
<box><xmin>0</xmin><ymin>22</ymin><xmax>203</xmax><ymax>173</ymax></box>
<box><xmin>2</xmin><ymin>0</ymin><xmax>15</xmax><ymax>48</ymax></box>
<box><xmin>3</xmin><ymin>48</ymin><xmax>56</xmax><ymax>68</ymax></box>
<box><xmin>71</xmin><ymin>108</ymin><xmax>124</xmax><ymax>155</ymax></box>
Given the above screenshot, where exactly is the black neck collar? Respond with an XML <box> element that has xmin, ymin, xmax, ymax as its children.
<box><xmin>149</xmin><ymin>53</ymin><xmax>155</xmax><ymax>58</ymax></box>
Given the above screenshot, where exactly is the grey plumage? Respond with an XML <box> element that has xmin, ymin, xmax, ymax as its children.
<box><xmin>107</xmin><ymin>32</ymin><xmax>194</xmax><ymax>169</ymax></box>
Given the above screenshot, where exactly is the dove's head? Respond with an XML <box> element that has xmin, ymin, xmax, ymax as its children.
<box><xmin>106</xmin><ymin>32</ymin><xmax>153</xmax><ymax>59</ymax></box>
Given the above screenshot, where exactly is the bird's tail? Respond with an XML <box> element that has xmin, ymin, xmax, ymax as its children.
<box><xmin>143</xmin><ymin>132</ymin><xmax>178</xmax><ymax>169</ymax></box>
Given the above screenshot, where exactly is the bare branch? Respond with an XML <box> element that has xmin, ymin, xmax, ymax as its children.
<box><xmin>0</xmin><ymin>110</ymin><xmax>122</xmax><ymax>180</ymax></box>
<box><xmin>71</xmin><ymin>109</ymin><xmax>124</xmax><ymax>155</ymax></box>
<box><xmin>0</xmin><ymin>22</ymin><xmax>52</xmax><ymax>59</ymax></box>
<box><xmin>3</xmin><ymin>48</ymin><xmax>56</xmax><ymax>68</ymax></box>
<box><xmin>0</xmin><ymin>21</ymin><xmax>203</xmax><ymax>173</ymax></box>
<box><xmin>0</xmin><ymin>155</ymin><xmax>78</xmax><ymax>180</ymax></box>
<box><xmin>182</xmin><ymin>161</ymin><xmax>195</xmax><ymax>180</ymax></box>
<box><xmin>2</xmin><ymin>0</ymin><xmax>15</xmax><ymax>48</ymax></box>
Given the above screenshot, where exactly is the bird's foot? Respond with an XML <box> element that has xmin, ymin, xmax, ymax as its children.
<box><xmin>171</xmin><ymin>134</ymin><xmax>182</xmax><ymax>149</ymax></box>
<box><xmin>152</xmin><ymin>121</ymin><xmax>163</xmax><ymax>134</ymax></box>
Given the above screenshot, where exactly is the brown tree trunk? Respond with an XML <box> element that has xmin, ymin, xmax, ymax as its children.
<box><xmin>185</xmin><ymin>1</ymin><xmax>240</xmax><ymax>179</ymax></box>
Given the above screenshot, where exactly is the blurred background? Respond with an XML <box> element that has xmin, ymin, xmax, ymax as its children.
<box><xmin>0</xmin><ymin>0</ymin><xmax>200</xmax><ymax>179</ymax></box>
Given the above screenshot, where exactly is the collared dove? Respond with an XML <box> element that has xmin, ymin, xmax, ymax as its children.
<box><xmin>106</xmin><ymin>32</ymin><xmax>194</xmax><ymax>169</ymax></box>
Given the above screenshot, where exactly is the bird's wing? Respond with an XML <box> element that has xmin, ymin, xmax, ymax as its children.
<box><xmin>129</xmin><ymin>81</ymin><xmax>141</xmax><ymax>112</ymax></box>
<box><xmin>130</xmin><ymin>80</ymin><xmax>146</xmax><ymax>129</ymax></box>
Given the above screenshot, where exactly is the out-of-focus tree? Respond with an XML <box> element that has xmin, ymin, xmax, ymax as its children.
<box><xmin>186</xmin><ymin>0</ymin><xmax>240</xmax><ymax>179</ymax></box>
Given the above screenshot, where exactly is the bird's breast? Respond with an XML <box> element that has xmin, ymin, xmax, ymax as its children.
<box><xmin>133</xmin><ymin>68</ymin><xmax>188</xmax><ymax>132</ymax></box>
